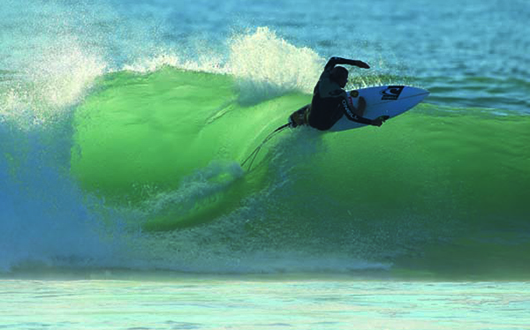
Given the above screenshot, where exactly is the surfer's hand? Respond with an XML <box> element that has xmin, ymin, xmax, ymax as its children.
<box><xmin>372</xmin><ymin>118</ymin><xmax>384</xmax><ymax>127</ymax></box>
<box><xmin>354</xmin><ymin>60</ymin><xmax>370</xmax><ymax>69</ymax></box>
<box><xmin>372</xmin><ymin>116</ymin><xmax>389</xmax><ymax>127</ymax></box>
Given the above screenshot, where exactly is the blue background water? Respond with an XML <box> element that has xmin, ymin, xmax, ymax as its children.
<box><xmin>2</xmin><ymin>0</ymin><xmax>529</xmax><ymax>111</ymax></box>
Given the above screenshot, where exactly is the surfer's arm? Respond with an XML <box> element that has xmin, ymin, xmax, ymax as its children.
<box><xmin>351</xmin><ymin>115</ymin><xmax>383</xmax><ymax>126</ymax></box>
<box><xmin>342</xmin><ymin>109</ymin><xmax>376</xmax><ymax>125</ymax></box>
<box><xmin>324</xmin><ymin>57</ymin><xmax>370</xmax><ymax>71</ymax></box>
<box><xmin>340</xmin><ymin>94</ymin><xmax>383</xmax><ymax>127</ymax></box>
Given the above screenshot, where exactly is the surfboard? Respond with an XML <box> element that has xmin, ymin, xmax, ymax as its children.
<box><xmin>329</xmin><ymin>85</ymin><xmax>429</xmax><ymax>132</ymax></box>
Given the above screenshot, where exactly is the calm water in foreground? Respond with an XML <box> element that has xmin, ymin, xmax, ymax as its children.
<box><xmin>2</xmin><ymin>274</ymin><xmax>530</xmax><ymax>329</ymax></box>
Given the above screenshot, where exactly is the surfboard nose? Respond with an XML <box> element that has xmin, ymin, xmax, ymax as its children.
<box><xmin>331</xmin><ymin>85</ymin><xmax>430</xmax><ymax>132</ymax></box>
<box><xmin>405</xmin><ymin>86</ymin><xmax>430</xmax><ymax>97</ymax></box>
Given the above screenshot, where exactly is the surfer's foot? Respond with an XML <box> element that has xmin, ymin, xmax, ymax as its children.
<box><xmin>289</xmin><ymin>106</ymin><xmax>309</xmax><ymax>128</ymax></box>
<box><xmin>289</xmin><ymin>112</ymin><xmax>304</xmax><ymax>127</ymax></box>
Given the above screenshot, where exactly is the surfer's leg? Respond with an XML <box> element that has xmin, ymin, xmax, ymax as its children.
<box><xmin>303</xmin><ymin>105</ymin><xmax>310</xmax><ymax>124</ymax></box>
<box><xmin>289</xmin><ymin>105</ymin><xmax>310</xmax><ymax>127</ymax></box>
<box><xmin>326</xmin><ymin>103</ymin><xmax>345</xmax><ymax>128</ymax></box>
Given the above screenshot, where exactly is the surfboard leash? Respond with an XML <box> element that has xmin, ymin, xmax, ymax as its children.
<box><xmin>241</xmin><ymin>123</ymin><xmax>291</xmax><ymax>172</ymax></box>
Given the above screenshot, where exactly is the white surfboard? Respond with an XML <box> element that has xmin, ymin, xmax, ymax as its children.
<box><xmin>329</xmin><ymin>85</ymin><xmax>429</xmax><ymax>132</ymax></box>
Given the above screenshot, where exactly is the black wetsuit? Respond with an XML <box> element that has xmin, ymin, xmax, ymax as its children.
<box><xmin>308</xmin><ymin>57</ymin><xmax>374</xmax><ymax>130</ymax></box>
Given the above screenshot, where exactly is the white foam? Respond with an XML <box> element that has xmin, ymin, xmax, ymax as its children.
<box><xmin>141</xmin><ymin>161</ymin><xmax>244</xmax><ymax>217</ymax></box>
<box><xmin>0</xmin><ymin>37</ymin><xmax>106</xmax><ymax>129</ymax></box>
<box><xmin>227</xmin><ymin>27</ymin><xmax>322</xmax><ymax>97</ymax></box>
<box><xmin>121</xmin><ymin>27</ymin><xmax>323</xmax><ymax>102</ymax></box>
<box><xmin>27</xmin><ymin>39</ymin><xmax>106</xmax><ymax>108</ymax></box>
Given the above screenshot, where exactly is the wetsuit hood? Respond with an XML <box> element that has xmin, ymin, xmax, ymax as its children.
<box><xmin>330</xmin><ymin>66</ymin><xmax>348</xmax><ymax>88</ymax></box>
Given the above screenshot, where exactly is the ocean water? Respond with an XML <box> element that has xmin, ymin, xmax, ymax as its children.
<box><xmin>1</xmin><ymin>0</ymin><xmax>530</xmax><ymax>328</ymax></box>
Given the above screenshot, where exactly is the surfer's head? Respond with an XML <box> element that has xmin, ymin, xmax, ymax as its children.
<box><xmin>330</xmin><ymin>66</ymin><xmax>348</xmax><ymax>88</ymax></box>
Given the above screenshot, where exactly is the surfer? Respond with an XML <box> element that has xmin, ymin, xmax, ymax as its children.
<box><xmin>289</xmin><ymin>57</ymin><xmax>385</xmax><ymax>130</ymax></box>
<box><xmin>243</xmin><ymin>59</ymin><xmax>428</xmax><ymax>171</ymax></box>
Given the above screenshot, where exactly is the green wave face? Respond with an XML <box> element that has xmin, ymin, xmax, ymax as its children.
<box><xmin>71</xmin><ymin>67</ymin><xmax>308</xmax><ymax>229</ymax></box>
<box><xmin>71</xmin><ymin>67</ymin><xmax>530</xmax><ymax>278</ymax></box>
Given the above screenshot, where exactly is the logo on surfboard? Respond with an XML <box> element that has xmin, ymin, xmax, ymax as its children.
<box><xmin>381</xmin><ymin>86</ymin><xmax>404</xmax><ymax>100</ymax></box>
